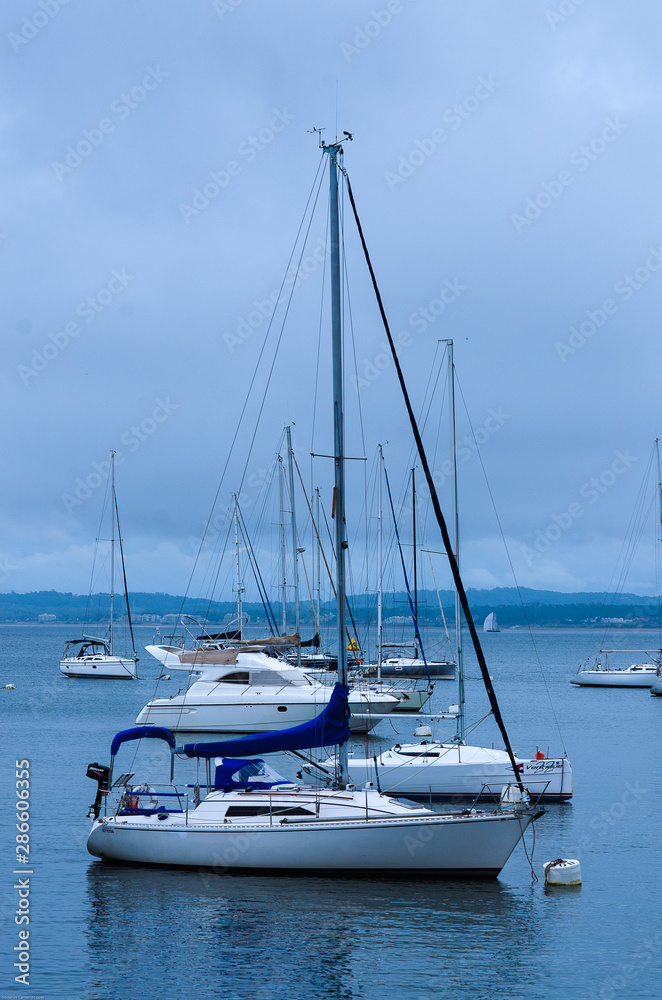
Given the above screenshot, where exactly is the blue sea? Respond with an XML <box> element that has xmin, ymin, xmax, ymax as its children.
<box><xmin>1</xmin><ymin>625</ymin><xmax>660</xmax><ymax>999</ymax></box>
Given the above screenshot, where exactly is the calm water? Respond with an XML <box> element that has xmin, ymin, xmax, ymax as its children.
<box><xmin>1</xmin><ymin>625</ymin><xmax>660</xmax><ymax>999</ymax></box>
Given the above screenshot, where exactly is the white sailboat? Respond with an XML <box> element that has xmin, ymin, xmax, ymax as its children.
<box><xmin>60</xmin><ymin>452</ymin><xmax>138</xmax><ymax>679</ymax></box>
<box><xmin>84</xmin><ymin>137</ymin><xmax>539</xmax><ymax>875</ymax></box>
<box><xmin>483</xmin><ymin>612</ymin><xmax>500</xmax><ymax>633</ymax></box>
<box><xmin>306</xmin><ymin>341</ymin><xmax>572</xmax><ymax>802</ymax></box>
<box><xmin>574</xmin><ymin>439</ymin><xmax>662</xmax><ymax>690</ymax></box>
<box><xmin>571</xmin><ymin>652</ymin><xmax>658</xmax><ymax>687</ymax></box>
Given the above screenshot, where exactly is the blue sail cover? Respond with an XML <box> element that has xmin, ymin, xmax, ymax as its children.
<box><xmin>110</xmin><ymin>726</ymin><xmax>176</xmax><ymax>757</ymax></box>
<box><xmin>181</xmin><ymin>682</ymin><xmax>350</xmax><ymax>759</ymax></box>
<box><xmin>213</xmin><ymin>758</ymin><xmax>292</xmax><ymax>791</ymax></box>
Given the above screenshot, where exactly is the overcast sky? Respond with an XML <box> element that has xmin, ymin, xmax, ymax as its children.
<box><xmin>2</xmin><ymin>0</ymin><xmax>662</xmax><ymax>602</ymax></box>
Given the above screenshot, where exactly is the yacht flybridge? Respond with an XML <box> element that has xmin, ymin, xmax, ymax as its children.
<box><xmin>85</xmin><ymin>137</ymin><xmax>541</xmax><ymax>876</ymax></box>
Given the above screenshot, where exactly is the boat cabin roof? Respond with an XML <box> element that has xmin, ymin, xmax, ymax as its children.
<box><xmin>64</xmin><ymin>638</ymin><xmax>110</xmax><ymax>654</ymax></box>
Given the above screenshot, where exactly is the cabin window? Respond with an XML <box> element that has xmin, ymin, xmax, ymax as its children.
<box><xmin>225</xmin><ymin>805</ymin><xmax>314</xmax><ymax>817</ymax></box>
<box><xmin>221</xmin><ymin>672</ymin><xmax>250</xmax><ymax>684</ymax></box>
<box><xmin>248</xmin><ymin>670</ymin><xmax>292</xmax><ymax>686</ymax></box>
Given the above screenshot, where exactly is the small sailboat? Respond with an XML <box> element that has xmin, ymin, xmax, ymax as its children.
<box><xmin>84</xmin><ymin>136</ymin><xmax>539</xmax><ymax>876</ymax></box>
<box><xmin>574</xmin><ymin>439</ymin><xmax>662</xmax><ymax>690</ymax></box>
<box><xmin>371</xmin><ymin>460</ymin><xmax>455</xmax><ymax>682</ymax></box>
<box><xmin>483</xmin><ymin>612</ymin><xmax>500</xmax><ymax>633</ymax></box>
<box><xmin>571</xmin><ymin>652</ymin><xmax>658</xmax><ymax>687</ymax></box>
<box><xmin>60</xmin><ymin>452</ymin><xmax>138</xmax><ymax>680</ymax></box>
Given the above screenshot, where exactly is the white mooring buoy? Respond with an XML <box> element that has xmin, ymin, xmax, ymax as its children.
<box><xmin>4</xmin><ymin>683</ymin><xmax>15</xmax><ymax>689</ymax></box>
<box><xmin>543</xmin><ymin>858</ymin><xmax>582</xmax><ymax>886</ymax></box>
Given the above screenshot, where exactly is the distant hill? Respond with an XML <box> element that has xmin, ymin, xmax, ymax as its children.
<box><xmin>0</xmin><ymin>588</ymin><xmax>658</xmax><ymax>627</ymax></box>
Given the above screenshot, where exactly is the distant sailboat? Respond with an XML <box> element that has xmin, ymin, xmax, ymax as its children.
<box><xmin>60</xmin><ymin>451</ymin><xmax>138</xmax><ymax>679</ymax></box>
<box><xmin>483</xmin><ymin>612</ymin><xmax>500</xmax><ymax>633</ymax></box>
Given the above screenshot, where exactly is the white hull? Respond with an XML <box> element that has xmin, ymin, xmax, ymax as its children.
<box><xmin>571</xmin><ymin>667</ymin><xmax>655</xmax><ymax>687</ymax></box>
<box><xmin>340</xmin><ymin>744</ymin><xmax>572</xmax><ymax>802</ymax></box>
<box><xmin>87</xmin><ymin>788</ymin><xmax>537</xmax><ymax>876</ymax></box>
<box><xmin>140</xmin><ymin>646</ymin><xmax>398</xmax><ymax>733</ymax></box>
<box><xmin>60</xmin><ymin>656</ymin><xmax>136</xmax><ymax>679</ymax></box>
<box><xmin>649</xmin><ymin>670</ymin><xmax>662</xmax><ymax>695</ymax></box>
<box><xmin>389</xmin><ymin>689</ymin><xmax>431</xmax><ymax>712</ymax></box>
<box><xmin>376</xmin><ymin>659</ymin><xmax>455</xmax><ymax>680</ymax></box>
<box><xmin>136</xmin><ymin>692</ymin><xmax>397</xmax><ymax>734</ymax></box>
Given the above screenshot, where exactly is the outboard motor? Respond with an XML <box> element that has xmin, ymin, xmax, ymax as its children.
<box><xmin>86</xmin><ymin>762</ymin><xmax>110</xmax><ymax>819</ymax></box>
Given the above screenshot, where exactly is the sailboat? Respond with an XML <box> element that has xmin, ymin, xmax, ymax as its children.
<box><xmin>572</xmin><ymin>651</ymin><xmax>658</xmax><ymax>687</ymax></box>
<box><xmin>60</xmin><ymin>452</ymin><xmax>138</xmax><ymax>679</ymax></box>
<box><xmin>84</xmin><ymin>137</ymin><xmax>539</xmax><ymax>875</ymax></box>
<box><xmin>573</xmin><ymin>439</ymin><xmax>662</xmax><ymax>690</ymax></box>
<box><xmin>311</xmin><ymin>341</ymin><xmax>572</xmax><ymax>801</ymax></box>
<box><xmin>373</xmin><ymin>464</ymin><xmax>455</xmax><ymax>681</ymax></box>
<box><xmin>483</xmin><ymin>612</ymin><xmax>500</xmax><ymax>633</ymax></box>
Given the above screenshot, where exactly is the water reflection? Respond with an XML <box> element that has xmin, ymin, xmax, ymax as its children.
<box><xmin>85</xmin><ymin>861</ymin><xmax>542</xmax><ymax>1000</ymax></box>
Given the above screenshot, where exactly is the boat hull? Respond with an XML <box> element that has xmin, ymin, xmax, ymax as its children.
<box><xmin>343</xmin><ymin>748</ymin><xmax>572</xmax><ymax>801</ymax></box>
<box><xmin>571</xmin><ymin>669</ymin><xmax>655</xmax><ymax>687</ymax></box>
<box><xmin>135</xmin><ymin>694</ymin><xmax>396</xmax><ymax>734</ymax></box>
<box><xmin>87</xmin><ymin>808</ymin><xmax>536</xmax><ymax>876</ymax></box>
<box><xmin>650</xmin><ymin>672</ymin><xmax>662</xmax><ymax>695</ymax></box>
<box><xmin>60</xmin><ymin>656</ymin><xmax>137</xmax><ymax>679</ymax></box>
<box><xmin>389</xmin><ymin>689</ymin><xmax>432</xmax><ymax>712</ymax></box>
<box><xmin>377</xmin><ymin>661</ymin><xmax>455</xmax><ymax>679</ymax></box>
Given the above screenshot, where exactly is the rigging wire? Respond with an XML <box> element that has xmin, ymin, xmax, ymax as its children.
<box><xmin>454</xmin><ymin>374</ymin><xmax>566</xmax><ymax>755</ymax></box>
<box><xmin>383</xmin><ymin>464</ymin><xmax>431</xmax><ymax>680</ymax></box>
<box><xmin>174</xmin><ymin>152</ymin><xmax>327</xmax><ymax>624</ymax></box>
<box><xmin>344</xmin><ymin>170</ymin><xmax>526</xmax><ymax>792</ymax></box>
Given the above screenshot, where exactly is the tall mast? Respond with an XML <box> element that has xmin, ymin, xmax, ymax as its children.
<box><xmin>314</xmin><ymin>487</ymin><xmax>321</xmax><ymax>626</ymax></box>
<box><xmin>285</xmin><ymin>425</ymin><xmax>301</xmax><ymax>664</ymax></box>
<box><xmin>278</xmin><ymin>455</ymin><xmax>287</xmax><ymax>633</ymax></box>
<box><xmin>656</xmin><ymin>438</ymin><xmax>662</xmax><ymax>651</ymax></box>
<box><xmin>324</xmin><ymin>140</ymin><xmax>349</xmax><ymax>788</ymax></box>
<box><xmin>412</xmin><ymin>466</ymin><xmax>418</xmax><ymax>656</ymax></box>
<box><xmin>377</xmin><ymin>445</ymin><xmax>384</xmax><ymax>679</ymax></box>
<box><xmin>109</xmin><ymin>450</ymin><xmax>115</xmax><ymax>654</ymax></box>
<box><xmin>446</xmin><ymin>339</ymin><xmax>464</xmax><ymax>740</ymax></box>
<box><xmin>657</xmin><ymin>438</ymin><xmax>662</xmax><ymax>549</ymax></box>
<box><xmin>233</xmin><ymin>494</ymin><xmax>244</xmax><ymax>634</ymax></box>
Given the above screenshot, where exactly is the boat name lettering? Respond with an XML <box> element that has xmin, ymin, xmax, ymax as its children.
<box><xmin>524</xmin><ymin>760</ymin><xmax>563</xmax><ymax>773</ymax></box>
